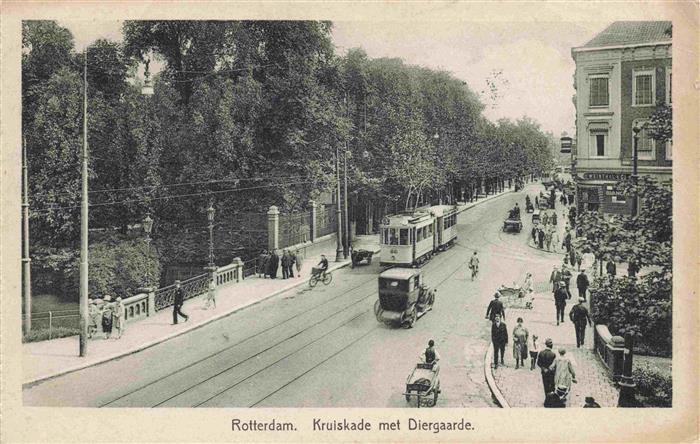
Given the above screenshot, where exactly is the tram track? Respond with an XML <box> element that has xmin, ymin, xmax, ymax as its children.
<box><xmin>101</xmin><ymin>237</ymin><xmax>466</xmax><ymax>408</ymax></box>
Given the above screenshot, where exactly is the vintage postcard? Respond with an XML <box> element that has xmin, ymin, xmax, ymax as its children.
<box><xmin>1</xmin><ymin>1</ymin><xmax>697</xmax><ymax>442</ymax></box>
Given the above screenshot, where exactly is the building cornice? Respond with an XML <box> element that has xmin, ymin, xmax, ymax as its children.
<box><xmin>572</xmin><ymin>41</ymin><xmax>671</xmax><ymax>54</ymax></box>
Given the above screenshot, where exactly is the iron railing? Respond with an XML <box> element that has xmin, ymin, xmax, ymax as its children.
<box><xmin>154</xmin><ymin>273</ymin><xmax>210</xmax><ymax>312</ymax></box>
<box><xmin>316</xmin><ymin>204</ymin><xmax>337</xmax><ymax>237</ymax></box>
<box><xmin>23</xmin><ymin>310</ymin><xmax>80</xmax><ymax>337</ymax></box>
<box><xmin>279</xmin><ymin>212</ymin><xmax>311</xmax><ymax>248</ymax></box>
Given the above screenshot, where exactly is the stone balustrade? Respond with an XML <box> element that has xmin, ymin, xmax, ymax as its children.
<box><xmin>217</xmin><ymin>258</ymin><xmax>243</xmax><ymax>287</ymax></box>
<box><xmin>122</xmin><ymin>292</ymin><xmax>150</xmax><ymax>323</ymax></box>
<box><xmin>594</xmin><ymin>324</ymin><xmax>626</xmax><ymax>382</ymax></box>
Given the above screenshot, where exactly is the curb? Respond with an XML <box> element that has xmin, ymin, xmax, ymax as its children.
<box><xmin>455</xmin><ymin>188</ymin><xmax>515</xmax><ymax>216</ymax></box>
<box><xmin>23</xmin><ymin>248</ymin><xmax>380</xmax><ymax>388</ymax></box>
<box><xmin>484</xmin><ymin>343</ymin><xmax>510</xmax><ymax>408</ymax></box>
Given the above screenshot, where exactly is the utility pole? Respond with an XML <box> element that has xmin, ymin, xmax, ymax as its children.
<box><xmin>335</xmin><ymin>144</ymin><xmax>343</xmax><ymax>262</ymax></box>
<box><xmin>343</xmin><ymin>90</ymin><xmax>350</xmax><ymax>259</ymax></box>
<box><xmin>22</xmin><ymin>136</ymin><xmax>31</xmax><ymax>333</ymax></box>
<box><xmin>79</xmin><ymin>51</ymin><xmax>89</xmax><ymax>357</ymax></box>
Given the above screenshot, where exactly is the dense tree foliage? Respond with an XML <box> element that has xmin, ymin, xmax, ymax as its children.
<box><xmin>24</xmin><ymin>20</ymin><xmax>556</xmax><ymax>298</ymax></box>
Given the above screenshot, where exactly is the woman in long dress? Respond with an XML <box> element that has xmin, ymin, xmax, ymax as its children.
<box><xmin>512</xmin><ymin>318</ymin><xmax>529</xmax><ymax>369</ymax></box>
<box><xmin>553</xmin><ymin>348</ymin><xmax>577</xmax><ymax>403</ymax></box>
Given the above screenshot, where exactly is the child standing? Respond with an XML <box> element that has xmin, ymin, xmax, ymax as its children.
<box><xmin>113</xmin><ymin>297</ymin><xmax>125</xmax><ymax>339</ymax></box>
<box><xmin>528</xmin><ymin>334</ymin><xmax>540</xmax><ymax>370</ymax></box>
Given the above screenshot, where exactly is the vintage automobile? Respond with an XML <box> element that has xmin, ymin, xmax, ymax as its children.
<box><xmin>350</xmin><ymin>248</ymin><xmax>374</xmax><ymax>268</ymax></box>
<box><xmin>404</xmin><ymin>362</ymin><xmax>441</xmax><ymax>407</ymax></box>
<box><xmin>374</xmin><ymin>268</ymin><xmax>436</xmax><ymax>328</ymax></box>
<box><xmin>532</xmin><ymin>210</ymin><xmax>541</xmax><ymax>225</ymax></box>
<box><xmin>503</xmin><ymin>217</ymin><xmax>522</xmax><ymax>233</ymax></box>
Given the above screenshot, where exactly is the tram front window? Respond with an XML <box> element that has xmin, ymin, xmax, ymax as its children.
<box><xmin>389</xmin><ymin>228</ymin><xmax>399</xmax><ymax>245</ymax></box>
<box><xmin>399</xmin><ymin>229</ymin><xmax>409</xmax><ymax>245</ymax></box>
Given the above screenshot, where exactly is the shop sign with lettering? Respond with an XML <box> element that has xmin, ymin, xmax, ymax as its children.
<box><xmin>581</xmin><ymin>172</ymin><xmax>630</xmax><ymax>181</ymax></box>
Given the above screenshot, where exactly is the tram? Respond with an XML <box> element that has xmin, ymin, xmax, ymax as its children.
<box><xmin>379</xmin><ymin>205</ymin><xmax>459</xmax><ymax>267</ymax></box>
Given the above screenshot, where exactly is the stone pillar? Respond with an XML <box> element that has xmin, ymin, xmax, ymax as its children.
<box><xmin>232</xmin><ymin>257</ymin><xmax>244</xmax><ymax>282</ymax></box>
<box><xmin>147</xmin><ymin>289</ymin><xmax>156</xmax><ymax>317</ymax></box>
<box><xmin>309</xmin><ymin>200</ymin><xmax>317</xmax><ymax>242</ymax></box>
<box><xmin>267</xmin><ymin>205</ymin><xmax>279</xmax><ymax>251</ymax></box>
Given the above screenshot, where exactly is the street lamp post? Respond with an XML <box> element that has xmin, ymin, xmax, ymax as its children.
<box><xmin>335</xmin><ymin>145</ymin><xmax>344</xmax><ymax>262</ymax></box>
<box><xmin>343</xmin><ymin>91</ymin><xmax>350</xmax><ymax>259</ymax></box>
<box><xmin>207</xmin><ymin>201</ymin><xmax>216</xmax><ymax>268</ymax></box>
<box><xmin>143</xmin><ymin>214</ymin><xmax>153</xmax><ymax>287</ymax></box>
<box><xmin>22</xmin><ymin>137</ymin><xmax>32</xmax><ymax>333</ymax></box>
<box><xmin>631</xmin><ymin>124</ymin><xmax>641</xmax><ymax>217</ymax></box>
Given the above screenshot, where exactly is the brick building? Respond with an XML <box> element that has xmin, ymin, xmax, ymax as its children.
<box><xmin>571</xmin><ymin>21</ymin><xmax>672</xmax><ymax>214</ymax></box>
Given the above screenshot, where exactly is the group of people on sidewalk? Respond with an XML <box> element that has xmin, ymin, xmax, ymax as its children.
<box><xmin>257</xmin><ymin>249</ymin><xmax>302</xmax><ymax>280</ymax></box>
<box><xmin>88</xmin><ymin>295</ymin><xmax>125</xmax><ymax>340</ymax></box>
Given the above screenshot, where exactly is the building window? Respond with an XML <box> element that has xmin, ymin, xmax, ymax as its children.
<box><xmin>634</xmin><ymin>121</ymin><xmax>655</xmax><ymax>160</ymax></box>
<box><xmin>590</xmin><ymin>130</ymin><xmax>608</xmax><ymax>157</ymax></box>
<box><xmin>589</xmin><ymin>75</ymin><xmax>609</xmax><ymax>107</ymax></box>
<box><xmin>666</xmin><ymin>140</ymin><xmax>672</xmax><ymax>160</ymax></box>
<box><xmin>666</xmin><ymin>68</ymin><xmax>672</xmax><ymax>105</ymax></box>
<box><xmin>633</xmin><ymin>69</ymin><xmax>655</xmax><ymax>106</ymax></box>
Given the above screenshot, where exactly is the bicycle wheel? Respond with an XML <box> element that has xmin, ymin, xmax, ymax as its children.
<box><xmin>322</xmin><ymin>272</ymin><xmax>333</xmax><ymax>285</ymax></box>
<box><xmin>309</xmin><ymin>275</ymin><xmax>318</xmax><ymax>288</ymax></box>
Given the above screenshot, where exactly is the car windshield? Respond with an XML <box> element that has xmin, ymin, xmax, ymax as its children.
<box><xmin>379</xmin><ymin>278</ymin><xmax>409</xmax><ymax>291</ymax></box>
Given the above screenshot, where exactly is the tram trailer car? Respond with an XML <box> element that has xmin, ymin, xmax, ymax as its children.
<box><xmin>379</xmin><ymin>205</ymin><xmax>458</xmax><ymax>267</ymax></box>
<box><xmin>427</xmin><ymin>205</ymin><xmax>458</xmax><ymax>251</ymax></box>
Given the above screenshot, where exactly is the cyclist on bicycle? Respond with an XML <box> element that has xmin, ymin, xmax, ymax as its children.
<box><xmin>468</xmin><ymin>251</ymin><xmax>480</xmax><ymax>280</ymax></box>
<box><xmin>317</xmin><ymin>254</ymin><xmax>329</xmax><ymax>278</ymax></box>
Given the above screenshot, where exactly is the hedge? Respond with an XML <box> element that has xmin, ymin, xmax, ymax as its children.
<box><xmin>633</xmin><ymin>361</ymin><xmax>672</xmax><ymax>407</ymax></box>
<box><xmin>23</xmin><ymin>326</ymin><xmax>80</xmax><ymax>343</ymax></box>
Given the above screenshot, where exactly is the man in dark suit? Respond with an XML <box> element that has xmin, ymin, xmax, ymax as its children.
<box><xmin>576</xmin><ymin>269</ymin><xmax>590</xmax><ymax>301</ymax></box>
<box><xmin>549</xmin><ymin>265</ymin><xmax>561</xmax><ymax>293</ymax></box>
<box><xmin>269</xmin><ymin>250</ymin><xmax>280</xmax><ymax>278</ymax></box>
<box><xmin>172</xmin><ymin>280</ymin><xmax>189</xmax><ymax>325</ymax></box>
<box><xmin>569</xmin><ymin>297</ymin><xmax>592</xmax><ymax>348</ymax></box>
<box><xmin>485</xmin><ymin>292</ymin><xmax>505</xmax><ymax>322</ymax></box>
<box><xmin>554</xmin><ymin>281</ymin><xmax>568</xmax><ymax>325</ymax></box>
<box><xmin>491</xmin><ymin>314</ymin><xmax>508</xmax><ymax>368</ymax></box>
<box><xmin>537</xmin><ymin>338</ymin><xmax>556</xmax><ymax>397</ymax></box>
<box><xmin>606</xmin><ymin>257</ymin><xmax>616</xmax><ymax>276</ymax></box>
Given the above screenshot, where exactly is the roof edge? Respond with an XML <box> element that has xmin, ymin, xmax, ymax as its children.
<box><xmin>572</xmin><ymin>41</ymin><xmax>671</xmax><ymax>54</ymax></box>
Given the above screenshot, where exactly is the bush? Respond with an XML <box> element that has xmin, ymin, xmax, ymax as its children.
<box><xmin>63</xmin><ymin>236</ymin><xmax>162</xmax><ymax>299</ymax></box>
<box><xmin>633</xmin><ymin>362</ymin><xmax>672</xmax><ymax>407</ymax></box>
<box><xmin>23</xmin><ymin>326</ymin><xmax>80</xmax><ymax>343</ymax></box>
<box><xmin>590</xmin><ymin>275</ymin><xmax>671</xmax><ymax>357</ymax></box>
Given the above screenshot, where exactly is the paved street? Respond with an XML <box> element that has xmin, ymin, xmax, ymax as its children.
<box><xmin>23</xmin><ymin>181</ymin><xmax>606</xmax><ymax>408</ymax></box>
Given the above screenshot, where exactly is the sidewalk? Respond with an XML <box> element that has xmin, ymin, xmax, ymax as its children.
<box><xmin>485</xmin><ymin>254</ymin><xmax>620</xmax><ymax>407</ymax></box>
<box><xmin>23</xmin><ymin>187</ymin><xmax>514</xmax><ymax>386</ymax></box>
<box><xmin>23</xmin><ymin>235</ymin><xmax>379</xmax><ymax>386</ymax></box>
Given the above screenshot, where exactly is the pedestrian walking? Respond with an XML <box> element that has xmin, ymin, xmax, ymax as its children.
<box><xmin>537</xmin><ymin>338</ymin><xmax>556</xmax><ymax>397</ymax></box>
<box><xmin>545</xmin><ymin>228</ymin><xmax>552</xmax><ymax>251</ymax></box>
<box><xmin>551</xmin><ymin>211</ymin><xmax>558</xmax><ymax>226</ymax></box>
<box><xmin>113</xmin><ymin>296</ymin><xmax>125</xmax><ymax>339</ymax></box>
<box><xmin>269</xmin><ymin>249</ymin><xmax>279</xmax><ymax>279</ymax></box>
<box><xmin>535</xmin><ymin>196</ymin><xmax>539</xmax><ymax>208</ymax></box>
<box><xmin>485</xmin><ymin>291</ymin><xmax>505</xmax><ymax>322</ymax></box>
<box><xmin>553</xmin><ymin>348</ymin><xmax>577</xmax><ymax>404</ymax></box>
<box><xmin>606</xmin><ymin>257</ymin><xmax>617</xmax><ymax>276</ymax></box>
<box><xmin>258</xmin><ymin>250</ymin><xmax>268</xmax><ymax>278</ymax></box>
<box><xmin>468</xmin><ymin>251</ymin><xmax>480</xmax><ymax>280</ymax></box>
<box><xmin>563</xmin><ymin>230</ymin><xmax>572</xmax><ymax>253</ymax></box>
<box><xmin>512</xmin><ymin>317</ymin><xmax>529</xmax><ymax>369</ymax></box>
<box><xmin>569</xmin><ymin>244</ymin><xmax>577</xmax><ymax>267</ymax></box>
<box><xmin>537</xmin><ymin>228</ymin><xmax>545</xmax><ymax>249</ymax></box>
<box><xmin>554</xmin><ymin>282</ymin><xmax>568</xmax><ymax>325</ymax></box>
<box><xmin>569</xmin><ymin>297</ymin><xmax>592</xmax><ymax>348</ymax></box>
<box><xmin>575</xmin><ymin>250</ymin><xmax>583</xmax><ymax>271</ymax></box>
<box><xmin>549</xmin><ymin>265</ymin><xmax>561</xmax><ymax>293</ymax></box>
<box><xmin>172</xmin><ymin>280</ymin><xmax>189</xmax><ymax>324</ymax></box>
<box><xmin>531</xmin><ymin>226</ymin><xmax>537</xmax><ymax>245</ymax></box>
<box><xmin>204</xmin><ymin>277</ymin><xmax>216</xmax><ymax>309</ymax></box>
<box><xmin>281</xmin><ymin>250</ymin><xmax>290</xmax><ymax>279</ymax></box>
<box><xmin>551</xmin><ymin>229</ymin><xmax>560</xmax><ymax>253</ymax></box>
<box><xmin>294</xmin><ymin>249</ymin><xmax>302</xmax><ymax>277</ymax></box>
<box><xmin>491</xmin><ymin>314</ymin><xmax>508</xmax><ymax>369</ymax></box>
<box><xmin>88</xmin><ymin>299</ymin><xmax>100</xmax><ymax>339</ymax></box>
<box><xmin>528</xmin><ymin>334</ymin><xmax>540</xmax><ymax>370</ymax></box>
<box><xmin>583</xmin><ymin>396</ymin><xmax>601</xmax><ymax>408</ymax></box>
<box><xmin>101</xmin><ymin>295</ymin><xmax>114</xmax><ymax>339</ymax></box>
<box><xmin>542</xmin><ymin>212</ymin><xmax>549</xmax><ymax>225</ymax></box>
<box><xmin>561</xmin><ymin>265</ymin><xmax>573</xmax><ymax>297</ymax></box>
<box><xmin>576</xmin><ymin>269</ymin><xmax>589</xmax><ymax>301</ymax></box>
<box><xmin>289</xmin><ymin>250</ymin><xmax>296</xmax><ymax>278</ymax></box>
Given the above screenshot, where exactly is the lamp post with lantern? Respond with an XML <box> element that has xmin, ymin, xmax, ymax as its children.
<box><xmin>206</xmin><ymin>201</ymin><xmax>216</xmax><ymax>269</ymax></box>
<box><xmin>142</xmin><ymin>213</ymin><xmax>154</xmax><ymax>288</ymax></box>
<box><xmin>631</xmin><ymin>124</ymin><xmax>641</xmax><ymax>217</ymax></box>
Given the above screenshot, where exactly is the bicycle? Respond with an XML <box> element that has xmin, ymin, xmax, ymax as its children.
<box><xmin>309</xmin><ymin>267</ymin><xmax>332</xmax><ymax>288</ymax></box>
